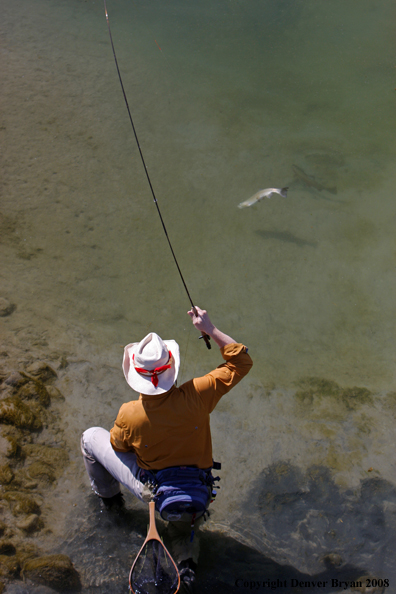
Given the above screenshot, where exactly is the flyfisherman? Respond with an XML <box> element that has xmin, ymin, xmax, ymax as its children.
<box><xmin>81</xmin><ymin>306</ymin><xmax>252</xmax><ymax>591</ymax></box>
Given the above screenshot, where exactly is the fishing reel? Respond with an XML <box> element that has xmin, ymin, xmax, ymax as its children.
<box><xmin>199</xmin><ymin>333</ymin><xmax>211</xmax><ymax>349</ymax></box>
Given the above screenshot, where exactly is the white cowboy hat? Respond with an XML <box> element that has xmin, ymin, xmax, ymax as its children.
<box><xmin>122</xmin><ymin>332</ymin><xmax>180</xmax><ymax>395</ymax></box>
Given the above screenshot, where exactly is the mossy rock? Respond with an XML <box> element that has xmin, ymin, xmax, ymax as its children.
<box><xmin>294</xmin><ymin>377</ymin><xmax>340</xmax><ymax>405</ymax></box>
<box><xmin>0</xmin><ymin>298</ymin><xmax>16</xmax><ymax>318</ymax></box>
<box><xmin>0</xmin><ymin>541</ymin><xmax>16</xmax><ymax>556</ymax></box>
<box><xmin>16</xmin><ymin>513</ymin><xmax>43</xmax><ymax>533</ymax></box>
<box><xmin>0</xmin><ymin>580</ymin><xmax>5</xmax><ymax>593</ymax></box>
<box><xmin>24</xmin><ymin>443</ymin><xmax>68</xmax><ymax>469</ymax></box>
<box><xmin>0</xmin><ymin>432</ymin><xmax>22</xmax><ymax>458</ymax></box>
<box><xmin>26</xmin><ymin>362</ymin><xmax>57</xmax><ymax>382</ymax></box>
<box><xmin>0</xmin><ymin>464</ymin><xmax>14</xmax><ymax>485</ymax></box>
<box><xmin>6</xmin><ymin>434</ymin><xmax>22</xmax><ymax>459</ymax></box>
<box><xmin>295</xmin><ymin>377</ymin><xmax>340</xmax><ymax>397</ymax></box>
<box><xmin>0</xmin><ymin>522</ymin><xmax>6</xmax><ymax>538</ymax></box>
<box><xmin>4</xmin><ymin>372</ymin><xmax>27</xmax><ymax>389</ymax></box>
<box><xmin>340</xmin><ymin>386</ymin><xmax>373</xmax><ymax>410</ymax></box>
<box><xmin>0</xmin><ymin>554</ymin><xmax>19</xmax><ymax>578</ymax></box>
<box><xmin>0</xmin><ymin>429</ymin><xmax>9</xmax><ymax>446</ymax></box>
<box><xmin>0</xmin><ymin>397</ymin><xmax>42</xmax><ymax>430</ymax></box>
<box><xmin>45</xmin><ymin>386</ymin><xmax>65</xmax><ymax>401</ymax></box>
<box><xmin>3</xmin><ymin>492</ymin><xmax>41</xmax><ymax>516</ymax></box>
<box><xmin>383</xmin><ymin>391</ymin><xmax>396</xmax><ymax>411</ymax></box>
<box><xmin>19</xmin><ymin>479</ymin><xmax>39</xmax><ymax>490</ymax></box>
<box><xmin>22</xmin><ymin>554</ymin><xmax>81</xmax><ymax>591</ymax></box>
<box><xmin>294</xmin><ymin>388</ymin><xmax>315</xmax><ymax>405</ymax></box>
<box><xmin>18</xmin><ymin>380</ymin><xmax>50</xmax><ymax>408</ymax></box>
<box><xmin>294</xmin><ymin>376</ymin><xmax>373</xmax><ymax>411</ymax></box>
<box><xmin>58</xmin><ymin>356</ymin><xmax>68</xmax><ymax>369</ymax></box>
<box><xmin>15</xmin><ymin>542</ymin><xmax>40</xmax><ymax>566</ymax></box>
<box><xmin>28</xmin><ymin>461</ymin><xmax>56</xmax><ymax>484</ymax></box>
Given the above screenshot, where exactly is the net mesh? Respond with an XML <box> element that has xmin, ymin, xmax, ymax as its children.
<box><xmin>130</xmin><ymin>539</ymin><xmax>179</xmax><ymax>594</ymax></box>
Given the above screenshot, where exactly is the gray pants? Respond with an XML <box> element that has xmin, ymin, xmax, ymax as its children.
<box><xmin>81</xmin><ymin>426</ymin><xmax>202</xmax><ymax>564</ymax></box>
<box><xmin>81</xmin><ymin>427</ymin><xmax>146</xmax><ymax>500</ymax></box>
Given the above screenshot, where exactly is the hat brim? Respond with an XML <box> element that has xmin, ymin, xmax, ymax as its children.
<box><xmin>122</xmin><ymin>339</ymin><xmax>180</xmax><ymax>396</ymax></box>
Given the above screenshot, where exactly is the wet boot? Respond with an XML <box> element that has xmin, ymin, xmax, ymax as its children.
<box><xmin>99</xmin><ymin>491</ymin><xmax>125</xmax><ymax>510</ymax></box>
<box><xmin>178</xmin><ymin>558</ymin><xmax>197</xmax><ymax>594</ymax></box>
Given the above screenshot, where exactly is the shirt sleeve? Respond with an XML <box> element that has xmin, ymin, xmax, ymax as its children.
<box><xmin>192</xmin><ymin>343</ymin><xmax>253</xmax><ymax>412</ymax></box>
<box><xmin>110</xmin><ymin>404</ymin><xmax>135</xmax><ymax>452</ymax></box>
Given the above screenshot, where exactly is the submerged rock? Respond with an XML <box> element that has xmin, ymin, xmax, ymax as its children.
<box><xmin>18</xmin><ymin>381</ymin><xmax>51</xmax><ymax>408</ymax></box>
<box><xmin>4</xmin><ymin>372</ymin><xmax>27</xmax><ymax>389</ymax></box>
<box><xmin>27</xmin><ymin>461</ymin><xmax>56</xmax><ymax>484</ymax></box>
<box><xmin>0</xmin><ymin>397</ymin><xmax>43</xmax><ymax>430</ymax></box>
<box><xmin>0</xmin><ymin>463</ymin><xmax>14</xmax><ymax>484</ymax></box>
<box><xmin>19</xmin><ymin>479</ymin><xmax>38</xmax><ymax>490</ymax></box>
<box><xmin>45</xmin><ymin>386</ymin><xmax>64</xmax><ymax>401</ymax></box>
<box><xmin>0</xmin><ymin>354</ymin><xmax>71</xmax><ymax>587</ymax></box>
<box><xmin>0</xmin><ymin>435</ymin><xmax>14</xmax><ymax>458</ymax></box>
<box><xmin>4</xmin><ymin>584</ymin><xmax>57</xmax><ymax>594</ymax></box>
<box><xmin>351</xmin><ymin>576</ymin><xmax>386</xmax><ymax>593</ymax></box>
<box><xmin>340</xmin><ymin>386</ymin><xmax>373</xmax><ymax>410</ymax></box>
<box><xmin>294</xmin><ymin>376</ymin><xmax>373</xmax><ymax>411</ymax></box>
<box><xmin>23</xmin><ymin>444</ymin><xmax>68</xmax><ymax>470</ymax></box>
<box><xmin>0</xmin><ymin>298</ymin><xmax>16</xmax><ymax>317</ymax></box>
<box><xmin>16</xmin><ymin>513</ymin><xmax>43</xmax><ymax>534</ymax></box>
<box><xmin>0</xmin><ymin>541</ymin><xmax>16</xmax><ymax>556</ymax></box>
<box><xmin>321</xmin><ymin>551</ymin><xmax>343</xmax><ymax>568</ymax></box>
<box><xmin>0</xmin><ymin>432</ymin><xmax>22</xmax><ymax>459</ymax></box>
<box><xmin>4</xmin><ymin>492</ymin><xmax>41</xmax><ymax>516</ymax></box>
<box><xmin>0</xmin><ymin>554</ymin><xmax>19</xmax><ymax>577</ymax></box>
<box><xmin>58</xmin><ymin>356</ymin><xmax>68</xmax><ymax>370</ymax></box>
<box><xmin>26</xmin><ymin>362</ymin><xmax>57</xmax><ymax>383</ymax></box>
<box><xmin>22</xmin><ymin>554</ymin><xmax>81</xmax><ymax>592</ymax></box>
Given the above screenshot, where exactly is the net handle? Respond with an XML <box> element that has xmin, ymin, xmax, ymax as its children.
<box><xmin>147</xmin><ymin>500</ymin><xmax>160</xmax><ymax>540</ymax></box>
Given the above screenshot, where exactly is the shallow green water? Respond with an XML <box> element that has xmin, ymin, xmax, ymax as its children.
<box><xmin>1</xmin><ymin>0</ymin><xmax>396</xmax><ymax>590</ymax></box>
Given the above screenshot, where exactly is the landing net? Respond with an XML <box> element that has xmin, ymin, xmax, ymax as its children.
<box><xmin>129</xmin><ymin>539</ymin><xmax>179</xmax><ymax>594</ymax></box>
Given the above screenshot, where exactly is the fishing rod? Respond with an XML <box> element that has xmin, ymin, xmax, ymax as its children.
<box><xmin>104</xmin><ymin>0</ymin><xmax>211</xmax><ymax>349</ymax></box>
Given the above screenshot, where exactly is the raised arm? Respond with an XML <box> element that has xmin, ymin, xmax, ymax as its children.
<box><xmin>187</xmin><ymin>306</ymin><xmax>236</xmax><ymax>348</ymax></box>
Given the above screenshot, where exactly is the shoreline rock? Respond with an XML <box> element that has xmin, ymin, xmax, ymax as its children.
<box><xmin>21</xmin><ymin>554</ymin><xmax>81</xmax><ymax>592</ymax></box>
<box><xmin>0</xmin><ymin>352</ymin><xmax>74</xmax><ymax>590</ymax></box>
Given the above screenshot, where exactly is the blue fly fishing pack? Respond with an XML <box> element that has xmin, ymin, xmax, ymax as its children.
<box><xmin>139</xmin><ymin>465</ymin><xmax>221</xmax><ymax>523</ymax></box>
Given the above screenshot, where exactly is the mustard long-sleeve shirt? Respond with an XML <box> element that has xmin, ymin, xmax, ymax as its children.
<box><xmin>110</xmin><ymin>343</ymin><xmax>253</xmax><ymax>470</ymax></box>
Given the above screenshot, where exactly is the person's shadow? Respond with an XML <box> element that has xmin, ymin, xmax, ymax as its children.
<box><xmin>58</xmin><ymin>460</ymin><xmax>396</xmax><ymax>593</ymax></box>
<box><xmin>195</xmin><ymin>461</ymin><xmax>396</xmax><ymax>592</ymax></box>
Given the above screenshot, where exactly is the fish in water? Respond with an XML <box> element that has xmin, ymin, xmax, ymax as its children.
<box><xmin>292</xmin><ymin>165</ymin><xmax>337</xmax><ymax>194</ymax></box>
<box><xmin>238</xmin><ymin>187</ymin><xmax>288</xmax><ymax>209</ymax></box>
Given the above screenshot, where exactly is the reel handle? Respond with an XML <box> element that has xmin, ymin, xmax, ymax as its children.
<box><xmin>199</xmin><ymin>333</ymin><xmax>212</xmax><ymax>350</ymax></box>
